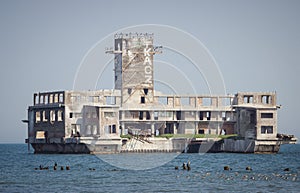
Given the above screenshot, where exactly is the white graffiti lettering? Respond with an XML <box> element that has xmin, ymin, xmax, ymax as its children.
<box><xmin>143</xmin><ymin>45</ymin><xmax>152</xmax><ymax>84</ymax></box>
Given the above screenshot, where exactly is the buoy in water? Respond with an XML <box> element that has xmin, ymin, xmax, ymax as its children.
<box><xmin>61</xmin><ymin>166</ymin><xmax>64</xmax><ymax>170</ymax></box>
<box><xmin>246</xmin><ymin>166</ymin><xmax>252</xmax><ymax>171</ymax></box>
<box><xmin>175</xmin><ymin>166</ymin><xmax>179</xmax><ymax>170</ymax></box>
<box><xmin>224</xmin><ymin>166</ymin><xmax>231</xmax><ymax>171</ymax></box>
<box><xmin>66</xmin><ymin>166</ymin><xmax>70</xmax><ymax>170</ymax></box>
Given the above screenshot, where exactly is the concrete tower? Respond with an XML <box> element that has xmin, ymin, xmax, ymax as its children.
<box><xmin>112</xmin><ymin>33</ymin><xmax>157</xmax><ymax>106</ymax></box>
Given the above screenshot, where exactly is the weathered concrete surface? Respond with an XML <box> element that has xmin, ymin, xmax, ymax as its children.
<box><xmin>223</xmin><ymin>139</ymin><xmax>256</xmax><ymax>153</ymax></box>
<box><xmin>121</xmin><ymin>137</ymin><xmax>187</xmax><ymax>153</ymax></box>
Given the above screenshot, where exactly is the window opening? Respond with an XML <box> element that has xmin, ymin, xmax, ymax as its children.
<box><xmin>139</xmin><ymin>111</ymin><xmax>143</xmax><ymax>120</ymax></box>
<box><xmin>58</xmin><ymin>110</ymin><xmax>63</xmax><ymax>121</ymax></box>
<box><xmin>54</xmin><ymin>94</ymin><xmax>58</xmax><ymax>103</ymax></box>
<box><xmin>261</xmin><ymin>113</ymin><xmax>273</xmax><ymax>119</ymax></box>
<box><xmin>43</xmin><ymin>111</ymin><xmax>48</xmax><ymax>122</ymax></box>
<box><xmin>44</xmin><ymin>95</ymin><xmax>48</xmax><ymax>104</ymax></box>
<box><xmin>261</xmin><ymin>126</ymin><xmax>273</xmax><ymax>134</ymax></box>
<box><xmin>59</xmin><ymin>93</ymin><xmax>64</xmax><ymax>103</ymax></box>
<box><xmin>141</xmin><ymin>96</ymin><xmax>145</xmax><ymax>104</ymax></box>
<box><xmin>128</xmin><ymin>88</ymin><xmax>132</xmax><ymax>95</ymax></box>
<box><xmin>50</xmin><ymin>110</ymin><xmax>55</xmax><ymax>122</ymax></box>
<box><xmin>40</xmin><ymin>95</ymin><xmax>44</xmax><ymax>104</ymax></box>
<box><xmin>146</xmin><ymin>111</ymin><xmax>151</xmax><ymax>120</ymax></box>
<box><xmin>112</xmin><ymin>125</ymin><xmax>116</xmax><ymax>133</ymax></box>
<box><xmin>143</xmin><ymin>88</ymin><xmax>149</xmax><ymax>95</ymax></box>
<box><xmin>35</xmin><ymin>111</ymin><xmax>41</xmax><ymax>123</ymax></box>
<box><xmin>49</xmin><ymin>94</ymin><xmax>53</xmax><ymax>104</ymax></box>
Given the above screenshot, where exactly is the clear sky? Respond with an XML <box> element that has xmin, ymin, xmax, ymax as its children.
<box><xmin>0</xmin><ymin>0</ymin><xmax>299</xmax><ymax>143</ymax></box>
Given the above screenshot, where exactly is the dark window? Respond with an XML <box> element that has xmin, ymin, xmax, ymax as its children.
<box><xmin>261</xmin><ymin>126</ymin><xmax>273</xmax><ymax>134</ymax></box>
<box><xmin>69</xmin><ymin>113</ymin><xmax>73</xmax><ymax>118</ymax></box>
<box><xmin>112</xmin><ymin>125</ymin><xmax>116</xmax><ymax>133</ymax></box>
<box><xmin>261</xmin><ymin>113</ymin><xmax>273</xmax><ymax>119</ymax></box>
<box><xmin>154</xmin><ymin>111</ymin><xmax>158</xmax><ymax>120</ymax></box>
<box><xmin>146</xmin><ymin>111</ymin><xmax>151</xmax><ymax>120</ymax></box>
<box><xmin>139</xmin><ymin>111</ymin><xmax>143</xmax><ymax>120</ymax></box>
<box><xmin>141</xmin><ymin>96</ymin><xmax>145</xmax><ymax>104</ymax></box>
<box><xmin>176</xmin><ymin>111</ymin><xmax>182</xmax><ymax>120</ymax></box>
<box><xmin>143</xmin><ymin>88</ymin><xmax>148</xmax><ymax>95</ymax></box>
<box><xmin>128</xmin><ymin>88</ymin><xmax>132</xmax><ymax>95</ymax></box>
<box><xmin>199</xmin><ymin>112</ymin><xmax>204</xmax><ymax>120</ymax></box>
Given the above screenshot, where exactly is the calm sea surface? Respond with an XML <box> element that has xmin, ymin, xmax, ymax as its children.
<box><xmin>0</xmin><ymin>144</ymin><xmax>299</xmax><ymax>193</ymax></box>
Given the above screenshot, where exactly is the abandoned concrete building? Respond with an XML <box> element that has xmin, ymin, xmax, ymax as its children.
<box><xmin>24</xmin><ymin>33</ymin><xmax>297</xmax><ymax>154</ymax></box>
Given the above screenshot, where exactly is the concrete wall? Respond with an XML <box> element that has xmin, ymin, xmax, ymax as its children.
<box><xmin>235</xmin><ymin>92</ymin><xmax>278</xmax><ymax>140</ymax></box>
<box><xmin>256</xmin><ymin>109</ymin><xmax>277</xmax><ymax>140</ymax></box>
<box><xmin>28</xmin><ymin>91</ymin><xmax>66</xmax><ymax>143</ymax></box>
<box><xmin>223</xmin><ymin>139</ymin><xmax>256</xmax><ymax>153</ymax></box>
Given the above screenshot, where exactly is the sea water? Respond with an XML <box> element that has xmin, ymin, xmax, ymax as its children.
<box><xmin>0</xmin><ymin>144</ymin><xmax>299</xmax><ymax>192</ymax></box>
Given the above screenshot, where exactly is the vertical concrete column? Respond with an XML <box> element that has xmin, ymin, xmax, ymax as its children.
<box><xmin>211</xmin><ymin>97</ymin><xmax>217</xmax><ymax>107</ymax></box>
<box><xmin>121</xmin><ymin>111</ymin><xmax>125</xmax><ymax>120</ymax></box>
<box><xmin>121</xmin><ymin>123</ymin><xmax>125</xmax><ymax>135</ymax></box>
<box><xmin>173</xmin><ymin>123</ymin><xmax>177</xmax><ymax>134</ymax></box>
<box><xmin>197</xmin><ymin>97</ymin><xmax>202</xmax><ymax>107</ymax></box>
<box><xmin>151</xmin><ymin>123</ymin><xmax>155</xmax><ymax>137</ymax></box>
<box><xmin>217</xmin><ymin>97</ymin><xmax>222</xmax><ymax>107</ymax></box>
<box><xmin>189</xmin><ymin>97</ymin><xmax>196</xmax><ymax>107</ymax></box>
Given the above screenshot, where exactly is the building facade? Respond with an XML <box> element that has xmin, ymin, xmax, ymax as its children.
<box><xmin>25</xmin><ymin>33</ymin><xmax>296</xmax><ymax>154</ymax></box>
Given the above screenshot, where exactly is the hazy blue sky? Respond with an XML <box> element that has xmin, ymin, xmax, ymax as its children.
<box><xmin>0</xmin><ymin>0</ymin><xmax>299</xmax><ymax>143</ymax></box>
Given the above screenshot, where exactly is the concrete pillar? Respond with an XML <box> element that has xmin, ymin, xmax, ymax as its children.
<box><xmin>197</xmin><ymin>97</ymin><xmax>202</xmax><ymax>107</ymax></box>
<box><xmin>173</xmin><ymin>123</ymin><xmax>177</xmax><ymax>134</ymax></box>
<box><xmin>211</xmin><ymin>97</ymin><xmax>217</xmax><ymax>107</ymax></box>
<box><xmin>151</xmin><ymin>123</ymin><xmax>155</xmax><ymax>137</ymax></box>
<box><xmin>121</xmin><ymin>123</ymin><xmax>125</xmax><ymax>135</ymax></box>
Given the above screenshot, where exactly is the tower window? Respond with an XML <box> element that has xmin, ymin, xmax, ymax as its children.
<box><xmin>143</xmin><ymin>88</ymin><xmax>149</xmax><ymax>95</ymax></box>
<box><xmin>141</xmin><ymin>96</ymin><xmax>145</xmax><ymax>104</ymax></box>
<box><xmin>128</xmin><ymin>88</ymin><xmax>132</xmax><ymax>95</ymax></box>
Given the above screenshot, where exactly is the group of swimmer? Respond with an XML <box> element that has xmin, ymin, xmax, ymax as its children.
<box><xmin>223</xmin><ymin>166</ymin><xmax>291</xmax><ymax>172</ymax></box>
<box><xmin>175</xmin><ymin>162</ymin><xmax>291</xmax><ymax>172</ymax></box>
<box><xmin>35</xmin><ymin>162</ymin><xmax>70</xmax><ymax>171</ymax></box>
<box><xmin>175</xmin><ymin>160</ymin><xmax>191</xmax><ymax>171</ymax></box>
<box><xmin>223</xmin><ymin>165</ymin><xmax>252</xmax><ymax>171</ymax></box>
